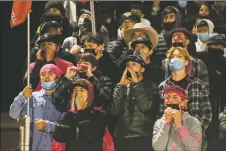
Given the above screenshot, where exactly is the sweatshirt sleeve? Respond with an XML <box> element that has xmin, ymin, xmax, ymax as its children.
<box><xmin>152</xmin><ymin>119</ymin><xmax>171</xmax><ymax>151</ymax></box>
<box><xmin>177</xmin><ymin>118</ymin><xmax>202</xmax><ymax>151</ymax></box>
<box><xmin>9</xmin><ymin>92</ymin><xmax>30</xmax><ymax>120</ymax></box>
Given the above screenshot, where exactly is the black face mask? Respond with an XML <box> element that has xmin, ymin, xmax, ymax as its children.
<box><xmin>163</xmin><ymin>21</ymin><xmax>175</xmax><ymax>31</ymax></box>
<box><xmin>78</xmin><ymin>72</ymin><xmax>87</xmax><ymax>79</ymax></box>
<box><xmin>207</xmin><ymin>48</ymin><xmax>224</xmax><ymax>57</ymax></box>
<box><xmin>199</xmin><ymin>15</ymin><xmax>209</xmax><ymax>19</ymax></box>
<box><xmin>84</xmin><ymin>48</ymin><xmax>96</xmax><ymax>55</ymax></box>
<box><xmin>166</xmin><ymin>104</ymin><xmax>180</xmax><ymax>110</ymax></box>
<box><xmin>172</xmin><ymin>42</ymin><xmax>185</xmax><ymax>48</ymax></box>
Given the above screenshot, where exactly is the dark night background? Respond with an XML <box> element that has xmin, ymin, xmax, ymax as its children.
<box><xmin>1</xmin><ymin>1</ymin><xmax>47</xmax><ymax>112</ymax></box>
<box><xmin>0</xmin><ymin>1</ymin><xmax>176</xmax><ymax>113</ymax></box>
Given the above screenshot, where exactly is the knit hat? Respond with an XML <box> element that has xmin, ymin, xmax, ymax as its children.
<box><xmin>120</xmin><ymin>54</ymin><xmax>145</xmax><ymax>70</ymax></box>
<box><xmin>45</xmin><ymin>1</ymin><xmax>65</xmax><ymax>16</ymax></box>
<box><xmin>40</xmin><ymin>21</ymin><xmax>62</xmax><ymax>35</ymax></box>
<box><xmin>37</xmin><ymin>33</ymin><xmax>64</xmax><ymax>45</ymax></box>
<box><xmin>40</xmin><ymin>64</ymin><xmax>63</xmax><ymax>80</ymax></box>
<box><xmin>73</xmin><ymin>79</ymin><xmax>94</xmax><ymax>108</ymax></box>
<box><xmin>163</xmin><ymin>85</ymin><xmax>187</xmax><ymax>101</ymax></box>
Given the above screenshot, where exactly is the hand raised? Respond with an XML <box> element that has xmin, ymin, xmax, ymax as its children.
<box><xmin>171</xmin><ymin>109</ymin><xmax>182</xmax><ymax>128</ymax></box>
<box><xmin>164</xmin><ymin>107</ymin><xmax>173</xmax><ymax>124</ymax></box>
<box><xmin>65</xmin><ymin>66</ymin><xmax>78</xmax><ymax>79</ymax></box>
<box><xmin>46</xmin><ymin>48</ymin><xmax>55</xmax><ymax>62</ymax></box>
<box><xmin>36</xmin><ymin>49</ymin><xmax>45</xmax><ymax>61</ymax></box>
<box><xmin>23</xmin><ymin>85</ymin><xmax>32</xmax><ymax>98</ymax></box>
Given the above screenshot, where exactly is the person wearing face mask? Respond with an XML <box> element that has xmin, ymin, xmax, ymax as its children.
<box><xmin>81</xmin><ymin>33</ymin><xmax>120</xmax><ymax>85</ymax></box>
<box><xmin>9</xmin><ymin>64</ymin><xmax>63</xmax><ymax>151</ymax></box>
<box><xmin>24</xmin><ymin>33</ymin><xmax>74</xmax><ymax>91</ymax></box>
<box><xmin>77</xmin><ymin>9</ymin><xmax>110</xmax><ymax>45</ymax></box>
<box><xmin>195</xmin><ymin>34</ymin><xmax>226</xmax><ymax>151</ymax></box>
<box><xmin>130</xmin><ymin>3</ymin><xmax>151</xmax><ymax>26</ymax></box>
<box><xmin>195</xmin><ymin>19</ymin><xmax>214</xmax><ymax>52</ymax></box>
<box><xmin>44</xmin><ymin>1</ymin><xmax>72</xmax><ymax>37</ymax></box>
<box><xmin>53</xmin><ymin>79</ymin><xmax>107</xmax><ymax>151</ymax></box>
<box><xmin>210</xmin><ymin>1</ymin><xmax>226</xmax><ymax>26</ymax></box>
<box><xmin>130</xmin><ymin>37</ymin><xmax>164</xmax><ymax>85</ymax></box>
<box><xmin>198</xmin><ymin>3</ymin><xmax>210</xmax><ymax>20</ymax></box>
<box><xmin>52</xmin><ymin>53</ymin><xmax>112</xmax><ymax>112</ymax></box>
<box><xmin>153</xmin><ymin>85</ymin><xmax>202</xmax><ymax>151</ymax></box>
<box><xmin>109</xmin><ymin>54</ymin><xmax>158</xmax><ymax>151</ymax></box>
<box><xmin>158</xmin><ymin>47</ymin><xmax>212</xmax><ymax>151</ymax></box>
<box><xmin>154</xmin><ymin>6</ymin><xmax>182</xmax><ymax>67</ymax></box>
<box><xmin>163</xmin><ymin>28</ymin><xmax>209</xmax><ymax>88</ymax></box>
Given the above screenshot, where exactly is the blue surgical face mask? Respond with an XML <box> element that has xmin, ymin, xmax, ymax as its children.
<box><xmin>197</xmin><ymin>32</ymin><xmax>209</xmax><ymax>42</ymax></box>
<box><xmin>169</xmin><ymin>58</ymin><xmax>184</xmax><ymax>71</ymax></box>
<box><xmin>152</xmin><ymin>7</ymin><xmax>159</xmax><ymax>13</ymax></box>
<box><xmin>178</xmin><ymin>1</ymin><xmax>187</xmax><ymax>8</ymax></box>
<box><xmin>41</xmin><ymin>81</ymin><xmax>56</xmax><ymax>90</ymax></box>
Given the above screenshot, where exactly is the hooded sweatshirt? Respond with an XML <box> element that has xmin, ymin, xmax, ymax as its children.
<box><xmin>195</xmin><ymin>19</ymin><xmax>214</xmax><ymax>52</ymax></box>
<box><xmin>153</xmin><ymin>112</ymin><xmax>202</xmax><ymax>151</ymax></box>
<box><xmin>153</xmin><ymin>6</ymin><xmax>182</xmax><ymax>66</ymax></box>
<box><xmin>53</xmin><ymin>79</ymin><xmax>107</xmax><ymax>151</ymax></box>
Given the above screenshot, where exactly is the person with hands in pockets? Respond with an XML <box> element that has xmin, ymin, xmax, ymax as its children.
<box><xmin>9</xmin><ymin>64</ymin><xmax>63</xmax><ymax>151</ymax></box>
<box><xmin>153</xmin><ymin>85</ymin><xmax>202</xmax><ymax>151</ymax></box>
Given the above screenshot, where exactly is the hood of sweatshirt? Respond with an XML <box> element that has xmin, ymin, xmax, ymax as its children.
<box><xmin>161</xmin><ymin>6</ymin><xmax>182</xmax><ymax>35</ymax></box>
<box><xmin>195</xmin><ymin>19</ymin><xmax>215</xmax><ymax>52</ymax></box>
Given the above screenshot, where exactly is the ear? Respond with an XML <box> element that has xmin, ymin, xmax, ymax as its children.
<box><xmin>91</xmin><ymin>66</ymin><xmax>97</xmax><ymax>71</ymax></box>
<box><xmin>148</xmin><ymin>50</ymin><xmax>153</xmax><ymax>55</ymax></box>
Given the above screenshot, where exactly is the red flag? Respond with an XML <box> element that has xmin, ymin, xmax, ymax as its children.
<box><xmin>10</xmin><ymin>0</ymin><xmax>32</xmax><ymax>28</ymax></box>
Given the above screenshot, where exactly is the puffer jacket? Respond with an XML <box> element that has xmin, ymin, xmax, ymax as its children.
<box><xmin>109</xmin><ymin>80</ymin><xmax>158</xmax><ymax>138</ymax></box>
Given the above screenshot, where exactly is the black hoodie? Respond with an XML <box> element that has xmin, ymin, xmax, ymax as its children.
<box><xmin>153</xmin><ymin>6</ymin><xmax>182</xmax><ymax>66</ymax></box>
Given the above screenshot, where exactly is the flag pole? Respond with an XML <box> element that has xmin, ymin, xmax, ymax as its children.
<box><xmin>90</xmin><ymin>0</ymin><xmax>96</xmax><ymax>34</ymax></box>
<box><xmin>24</xmin><ymin>13</ymin><xmax>31</xmax><ymax>151</ymax></box>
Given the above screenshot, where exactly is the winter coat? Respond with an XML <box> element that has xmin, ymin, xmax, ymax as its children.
<box><xmin>53</xmin><ymin>108</ymin><xmax>106</xmax><ymax>151</ymax></box>
<box><xmin>110</xmin><ymin>80</ymin><xmax>158</xmax><ymax>139</ymax></box>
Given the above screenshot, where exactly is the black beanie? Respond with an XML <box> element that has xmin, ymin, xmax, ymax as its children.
<box><xmin>45</xmin><ymin>1</ymin><xmax>65</xmax><ymax>16</ymax></box>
